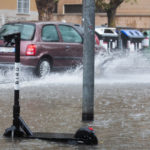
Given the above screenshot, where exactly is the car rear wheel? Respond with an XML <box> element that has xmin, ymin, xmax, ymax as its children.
<box><xmin>36</xmin><ymin>58</ymin><xmax>51</xmax><ymax>78</ymax></box>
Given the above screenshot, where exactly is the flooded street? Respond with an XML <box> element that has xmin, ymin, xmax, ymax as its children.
<box><xmin>1</xmin><ymin>53</ymin><xmax>150</xmax><ymax>149</ymax></box>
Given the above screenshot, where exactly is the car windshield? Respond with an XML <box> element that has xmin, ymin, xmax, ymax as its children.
<box><xmin>0</xmin><ymin>23</ymin><xmax>35</xmax><ymax>40</ymax></box>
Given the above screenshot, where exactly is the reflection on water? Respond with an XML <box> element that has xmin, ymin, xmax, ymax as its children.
<box><xmin>1</xmin><ymin>52</ymin><xmax>150</xmax><ymax>149</ymax></box>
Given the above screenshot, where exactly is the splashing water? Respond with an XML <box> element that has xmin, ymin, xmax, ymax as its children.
<box><xmin>97</xmin><ymin>51</ymin><xmax>150</xmax><ymax>83</ymax></box>
<box><xmin>1</xmin><ymin>51</ymin><xmax>150</xmax><ymax>87</ymax></box>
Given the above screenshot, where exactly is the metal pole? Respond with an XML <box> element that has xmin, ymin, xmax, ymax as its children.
<box><xmin>82</xmin><ymin>0</ymin><xmax>95</xmax><ymax>121</ymax></box>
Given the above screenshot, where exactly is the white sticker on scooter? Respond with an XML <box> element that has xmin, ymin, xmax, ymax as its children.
<box><xmin>14</xmin><ymin>63</ymin><xmax>20</xmax><ymax>90</ymax></box>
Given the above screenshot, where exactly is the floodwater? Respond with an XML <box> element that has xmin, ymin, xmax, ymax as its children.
<box><xmin>1</xmin><ymin>52</ymin><xmax>150</xmax><ymax>149</ymax></box>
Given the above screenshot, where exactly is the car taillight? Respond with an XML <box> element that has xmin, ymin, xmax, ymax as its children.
<box><xmin>103</xmin><ymin>41</ymin><xmax>107</xmax><ymax>45</ymax></box>
<box><xmin>95</xmin><ymin>35</ymin><xmax>100</xmax><ymax>45</ymax></box>
<box><xmin>26</xmin><ymin>44</ymin><xmax>36</xmax><ymax>56</ymax></box>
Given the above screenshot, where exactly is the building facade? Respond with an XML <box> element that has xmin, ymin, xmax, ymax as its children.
<box><xmin>0</xmin><ymin>0</ymin><xmax>38</xmax><ymax>26</ymax></box>
<box><xmin>0</xmin><ymin>0</ymin><xmax>150</xmax><ymax>29</ymax></box>
<box><xmin>53</xmin><ymin>0</ymin><xmax>150</xmax><ymax>29</ymax></box>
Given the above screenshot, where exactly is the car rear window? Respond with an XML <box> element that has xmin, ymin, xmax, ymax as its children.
<box><xmin>0</xmin><ymin>23</ymin><xmax>35</xmax><ymax>40</ymax></box>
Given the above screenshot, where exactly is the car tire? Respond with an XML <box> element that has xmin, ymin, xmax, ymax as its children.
<box><xmin>36</xmin><ymin>58</ymin><xmax>51</xmax><ymax>78</ymax></box>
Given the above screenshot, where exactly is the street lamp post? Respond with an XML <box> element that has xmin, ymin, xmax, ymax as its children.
<box><xmin>82</xmin><ymin>0</ymin><xmax>95</xmax><ymax>121</ymax></box>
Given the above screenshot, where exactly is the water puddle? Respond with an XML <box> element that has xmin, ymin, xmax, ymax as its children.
<box><xmin>1</xmin><ymin>51</ymin><xmax>150</xmax><ymax>150</ymax></box>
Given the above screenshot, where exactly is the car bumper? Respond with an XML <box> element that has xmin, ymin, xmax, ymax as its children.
<box><xmin>20</xmin><ymin>56</ymin><xmax>39</xmax><ymax>66</ymax></box>
<box><xmin>0</xmin><ymin>55</ymin><xmax>39</xmax><ymax>67</ymax></box>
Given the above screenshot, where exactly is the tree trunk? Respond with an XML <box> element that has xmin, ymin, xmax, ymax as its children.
<box><xmin>38</xmin><ymin>8</ymin><xmax>53</xmax><ymax>21</ymax></box>
<box><xmin>107</xmin><ymin>8</ymin><xmax>116</xmax><ymax>27</ymax></box>
<box><xmin>35</xmin><ymin>0</ymin><xmax>55</xmax><ymax>21</ymax></box>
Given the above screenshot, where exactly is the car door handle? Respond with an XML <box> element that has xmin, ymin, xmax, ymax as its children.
<box><xmin>65</xmin><ymin>46</ymin><xmax>70</xmax><ymax>51</ymax></box>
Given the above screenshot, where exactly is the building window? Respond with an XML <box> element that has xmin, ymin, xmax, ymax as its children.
<box><xmin>64</xmin><ymin>4</ymin><xmax>82</xmax><ymax>13</ymax></box>
<box><xmin>64</xmin><ymin>4</ymin><xmax>104</xmax><ymax>14</ymax></box>
<box><xmin>17</xmin><ymin>0</ymin><xmax>30</xmax><ymax>14</ymax></box>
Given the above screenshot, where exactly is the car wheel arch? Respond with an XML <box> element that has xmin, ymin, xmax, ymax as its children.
<box><xmin>38</xmin><ymin>55</ymin><xmax>53</xmax><ymax>68</ymax></box>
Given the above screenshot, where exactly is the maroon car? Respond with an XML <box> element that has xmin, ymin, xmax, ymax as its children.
<box><xmin>0</xmin><ymin>21</ymin><xmax>104</xmax><ymax>77</ymax></box>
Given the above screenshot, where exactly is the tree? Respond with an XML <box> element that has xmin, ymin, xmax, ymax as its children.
<box><xmin>35</xmin><ymin>0</ymin><xmax>58</xmax><ymax>21</ymax></box>
<box><xmin>95</xmin><ymin>0</ymin><xmax>136</xmax><ymax>27</ymax></box>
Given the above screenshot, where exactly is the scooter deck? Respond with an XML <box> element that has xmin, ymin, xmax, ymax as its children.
<box><xmin>29</xmin><ymin>132</ymin><xmax>76</xmax><ymax>143</ymax></box>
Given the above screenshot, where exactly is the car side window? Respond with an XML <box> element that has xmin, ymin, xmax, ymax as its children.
<box><xmin>58</xmin><ymin>25</ymin><xmax>82</xmax><ymax>43</ymax></box>
<box><xmin>42</xmin><ymin>25</ymin><xmax>59</xmax><ymax>42</ymax></box>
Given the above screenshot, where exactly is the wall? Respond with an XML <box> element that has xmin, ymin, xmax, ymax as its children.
<box><xmin>52</xmin><ymin>14</ymin><xmax>150</xmax><ymax>29</ymax></box>
<box><xmin>0</xmin><ymin>0</ymin><xmax>38</xmax><ymax>27</ymax></box>
<box><xmin>0</xmin><ymin>0</ymin><xmax>150</xmax><ymax>29</ymax></box>
<box><xmin>54</xmin><ymin>0</ymin><xmax>150</xmax><ymax>29</ymax></box>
